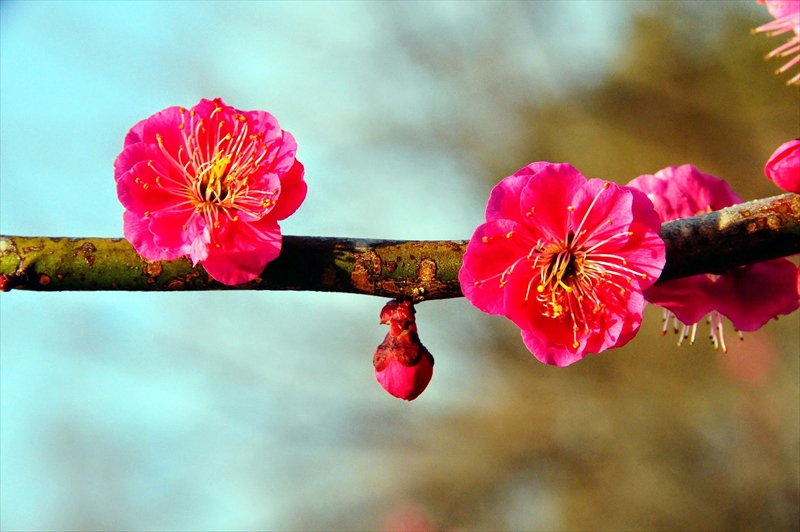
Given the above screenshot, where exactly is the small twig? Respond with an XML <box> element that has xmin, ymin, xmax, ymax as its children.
<box><xmin>1</xmin><ymin>194</ymin><xmax>798</xmax><ymax>300</ymax></box>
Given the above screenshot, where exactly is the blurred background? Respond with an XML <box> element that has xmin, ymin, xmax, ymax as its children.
<box><xmin>1</xmin><ymin>1</ymin><xmax>798</xmax><ymax>530</ymax></box>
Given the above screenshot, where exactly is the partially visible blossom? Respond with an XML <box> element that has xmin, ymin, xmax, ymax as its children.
<box><xmin>373</xmin><ymin>300</ymin><xmax>434</xmax><ymax>401</ymax></box>
<box><xmin>764</xmin><ymin>138</ymin><xmax>800</xmax><ymax>193</ymax></box>
<box><xmin>753</xmin><ymin>0</ymin><xmax>800</xmax><ymax>85</ymax></box>
<box><xmin>115</xmin><ymin>98</ymin><xmax>307</xmax><ymax>285</ymax></box>
<box><xmin>628</xmin><ymin>165</ymin><xmax>799</xmax><ymax>351</ymax></box>
<box><xmin>797</xmin><ymin>268</ymin><xmax>800</xmax><ymax>297</ymax></box>
<box><xmin>460</xmin><ymin>162</ymin><xmax>665</xmax><ymax>367</ymax></box>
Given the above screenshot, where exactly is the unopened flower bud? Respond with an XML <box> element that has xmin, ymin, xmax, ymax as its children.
<box><xmin>764</xmin><ymin>139</ymin><xmax>800</xmax><ymax>193</ymax></box>
<box><xmin>373</xmin><ymin>300</ymin><xmax>434</xmax><ymax>401</ymax></box>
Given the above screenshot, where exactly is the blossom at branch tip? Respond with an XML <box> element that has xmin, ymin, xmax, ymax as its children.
<box><xmin>373</xmin><ymin>300</ymin><xmax>434</xmax><ymax>401</ymax></box>
<box><xmin>115</xmin><ymin>98</ymin><xmax>307</xmax><ymax>285</ymax></box>
<box><xmin>460</xmin><ymin>162</ymin><xmax>666</xmax><ymax>367</ymax></box>
<box><xmin>753</xmin><ymin>0</ymin><xmax>800</xmax><ymax>85</ymax></box>
<box><xmin>764</xmin><ymin>138</ymin><xmax>800</xmax><ymax>193</ymax></box>
<box><xmin>627</xmin><ymin>165</ymin><xmax>799</xmax><ymax>351</ymax></box>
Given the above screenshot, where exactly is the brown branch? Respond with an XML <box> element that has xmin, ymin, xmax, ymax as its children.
<box><xmin>1</xmin><ymin>194</ymin><xmax>798</xmax><ymax>300</ymax></box>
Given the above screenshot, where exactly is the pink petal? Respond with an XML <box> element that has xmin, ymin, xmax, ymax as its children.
<box><xmin>242</xmin><ymin>109</ymin><xmax>285</xmax><ymax>147</ymax></box>
<box><xmin>374</xmin><ymin>353</ymin><xmax>434</xmax><ymax>401</ymax></box>
<box><xmin>128</xmin><ymin>105</ymin><xmax>186</xmax><ymax>158</ymax></box>
<box><xmin>765</xmin><ymin>0</ymin><xmax>800</xmax><ymax>21</ymax></box>
<box><xmin>114</xmin><ymin>142</ymin><xmax>161</xmax><ymax>182</ymax></box>
<box><xmin>147</xmin><ymin>207</ymin><xmax>196</xmax><ymax>249</ymax></box>
<box><xmin>521</xmin><ymin>330</ymin><xmax>585</xmax><ymax>367</ymax></box>
<box><xmin>629</xmin><ymin>165</ymin><xmax>741</xmax><ymax>222</ymax></box>
<box><xmin>614</xmin><ymin>291</ymin><xmax>646</xmax><ymax>349</ymax></box>
<box><xmin>519</xmin><ymin>163</ymin><xmax>586</xmax><ymax>241</ymax></box>
<box><xmin>764</xmin><ymin>139</ymin><xmax>800</xmax><ymax>193</ymax></box>
<box><xmin>644</xmin><ymin>276</ymin><xmax>717</xmax><ymax>325</ymax></box>
<box><xmin>612</xmin><ymin>224</ymin><xmax>666</xmax><ymax>292</ymax></box>
<box><xmin>269</xmin><ymin>160</ymin><xmax>307</xmax><ymax>221</ymax></box>
<box><xmin>569</xmin><ymin>179</ymin><xmax>636</xmax><ymax>251</ymax></box>
<box><xmin>485</xmin><ymin>161</ymin><xmax>552</xmax><ymax>223</ymax></box>
<box><xmin>201</xmin><ymin>219</ymin><xmax>282</xmax><ymax>285</ymax></box>
<box><xmin>459</xmin><ymin>218</ymin><xmax>528</xmax><ymax>316</ymax></box>
<box><xmin>123</xmin><ymin>210</ymin><xmax>180</xmax><ymax>261</ymax></box>
<box><xmin>712</xmin><ymin>259</ymin><xmax>800</xmax><ymax>331</ymax></box>
<box><xmin>116</xmin><ymin>160</ymin><xmax>187</xmax><ymax>216</ymax></box>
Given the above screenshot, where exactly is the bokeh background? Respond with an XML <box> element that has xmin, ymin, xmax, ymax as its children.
<box><xmin>1</xmin><ymin>1</ymin><xmax>798</xmax><ymax>530</ymax></box>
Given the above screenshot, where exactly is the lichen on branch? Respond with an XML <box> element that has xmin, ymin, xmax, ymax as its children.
<box><xmin>1</xmin><ymin>194</ymin><xmax>798</xmax><ymax>300</ymax></box>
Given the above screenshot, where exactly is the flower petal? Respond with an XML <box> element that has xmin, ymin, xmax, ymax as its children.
<box><xmin>519</xmin><ymin>163</ymin><xmax>586</xmax><ymax>241</ymax></box>
<box><xmin>486</xmin><ymin>161</ymin><xmax>552</xmax><ymax>223</ymax></box>
<box><xmin>521</xmin><ymin>330</ymin><xmax>585</xmax><ymax>367</ymax></box>
<box><xmin>713</xmin><ymin>259</ymin><xmax>800</xmax><ymax>331</ymax></box>
<box><xmin>201</xmin><ymin>219</ymin><xmax>282</xmax><ymax>285</ymax></box>
<box><xmin>764</xmin><ymin>139</ymin><xmax>800</xmax><ymax>193</ymax></box>
<box><xmin>459</xmin><ymin>219</ymin><xmax>528</xmax><ymax>316</ymax></box>
<box><xmin>269</xmin><ymin>160</ymin><xmax>307</xmax><ymax>221</ymax></box>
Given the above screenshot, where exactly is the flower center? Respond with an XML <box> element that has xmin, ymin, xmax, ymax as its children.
<box><xmin>196</xmin><ymin>153</ymin><xmax>232</xmax><ymax>202</ymax></box>
<box><xmin>144</xmin><ymin>104</ymin><xmax>280</xmax><ymax>232</ymax></box>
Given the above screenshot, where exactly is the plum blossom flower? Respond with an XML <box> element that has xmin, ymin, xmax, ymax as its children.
<box><xmin>628</xmin><ymin>165</ymin><xmax>799</xmax><ymax>351</ymax></box>
<box><xmin>115</xmin><ymin>98</ymin><xmax>306</xmax><ymax>285</ymax></box>
<box><xmin>764</xmin><ymin>138</ymin><xmax>800</xmax><ymax>193</ymax></box>
<box><xmin>763</xmin><ymin>139</ymin><xmax>800</xmax><ymax>298</ymax></box>
<box><xmin>753</xmin><ymin>0</ymin><xmax>800</xmax><ymax>85</ymax></box>
<box><xmin>373</xmin><ymin>300</ymin><xmax>434</xmax><ymax>401</ymax></box>
<box><xmin>460</xmin><ymin>162</ymin><xmax>666</xmax><ymax>367</ymax></box>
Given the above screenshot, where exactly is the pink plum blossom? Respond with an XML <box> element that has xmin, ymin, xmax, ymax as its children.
<box><xmin>373</xmin><ymin>300</ymin><xmax>434</xmax><ymax>401</ymax></box>
<box><xmin>460</xmin><ymin>162</ymin><xmax>666</xmax><ymax>367</ymax></box>
<box><xmin>764</xmin><ymin>138</ymin><xmax>800</xmax><ymax>193</ymax></box>
<box><xmin>115</xmin><ymin>98</ymin><xmax>307</xmax><ymax>285</ymax></box>
<box><xmin>754</xmin><ymin>0</ymin><xmax>800</xmax><ymax>85</ymax></box>
<box><xmin>628</xmin><ymin>165</ymin><xmax>799</xmax><ymax>351</ymax></box>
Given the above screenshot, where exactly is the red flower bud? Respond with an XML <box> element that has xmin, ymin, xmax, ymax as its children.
<box><xmin>373</xmin><ymin>300</ymin><xmax>434</xmax><ymax>401</ymax></box>
<box><xmin>764</xmin><ymin>139</ymin><xmax>800</xmax><ymax>193</ymax></box>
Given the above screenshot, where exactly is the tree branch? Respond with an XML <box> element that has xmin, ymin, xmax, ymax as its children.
<box><xmin>1</xmin><ymin>194</ymin><xmax>798</xmax><ymax>300</ymax></box>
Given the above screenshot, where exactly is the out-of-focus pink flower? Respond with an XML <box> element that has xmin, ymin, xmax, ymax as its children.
<box><xmin>460</xmin><ymin>162</ymin><xmax>665</xmax><ymax>367</ymax></box>
<box><xmin>764</xmin><ymin>138</ymin><xmax>800</xmax><ymax>193</ymax></box>
<box><xmin>754</xmin><ymin>0</ymin><xmax>800</xmax><ymax>85</ymax></box>
<box><xmin>796</xmin><ymin>268</ymin><xmax>800</xmax><ymax>297</ymax></box>
<box><xmin>628</xmin><ymin>164</ymin><xmax>799</xmax><ymax>351</ymax></box>
<box><xmin>374</xmin><ymin>300</ymin><xmax>434</xmax><ymax>401</ymax></box>
<box><xmin>115</xmin><ymin>98</ymin><xmax>307</xmax><ymax>285</ymax></box>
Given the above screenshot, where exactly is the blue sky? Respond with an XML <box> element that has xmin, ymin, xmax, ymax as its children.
<box><xmin>0</xmin><ymin>2</ymin><xmax>632</xmax><ymax>529</ymax></box>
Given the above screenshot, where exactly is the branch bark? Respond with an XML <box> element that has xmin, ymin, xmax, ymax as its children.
<box><xmin>1</xmin><ymin>194</ymin><xmax>798</xmax><ymax>300</ymax></box>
